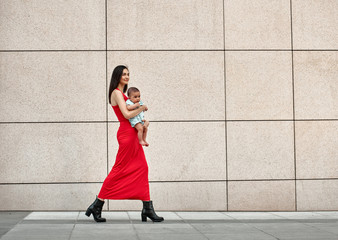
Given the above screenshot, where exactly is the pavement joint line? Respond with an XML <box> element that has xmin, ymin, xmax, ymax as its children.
<box><xmin>270</xmin><ymin>212</ymin><xmax>289</xmax><ymax>220</ymax></box>
<box><xmin>243</xmin><ymin>220</ymin><xmax>281</xmax><ymax>240</ymax></box>
<box><xmin>175</xmin><ymin>212</ymin><xmax>210</xmax><ymax>240</ymax></box>
<box><xmin>173</xmin><ymin>211</ymin><xmax>181</xmax><ymax>219</ymax></box>
<box><xmin>127</xmin><ymin>211</ymin><xmax>141</xmax><ymax>240</ymax></box>
<box><xmin>0</xmin><ymin>212</ymin><xmax>31</xmax><ymax>238</ymax></box>
<box><xmin>294</xmin><ymin>218</ymin><xmax>338</xmax><ymax>238</ymax></box>
<box><xmin>126</xmin><ymin>211</ymin><xmax>132</xmax><ymax>223</ymax></box>
<box><xmin>67</xmin><ymin>212</ymin><xmax>79</xmax><ymax>240</ymax></box>
<box><xmin>222</xmin><ymin>212</ymin><xmax>281</xmax><ymax>240</ymax></box>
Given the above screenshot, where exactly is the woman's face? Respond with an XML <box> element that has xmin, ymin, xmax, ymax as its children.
<box><xmin>120</xmin><ymin>68</ymin><xmax>129</xmax><ymax>85</ymax></box>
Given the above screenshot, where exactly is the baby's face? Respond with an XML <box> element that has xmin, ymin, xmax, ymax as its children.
<box><xmin>129</xmin><ymin>91</ymin><xmax>141</xmax><ymax>103</ymax></box>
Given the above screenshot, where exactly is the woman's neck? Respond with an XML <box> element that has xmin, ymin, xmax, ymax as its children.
<box><xmin>117</xmin><ymin>83</ymin><xmax>125</xmax><ymax>92</ymax></box>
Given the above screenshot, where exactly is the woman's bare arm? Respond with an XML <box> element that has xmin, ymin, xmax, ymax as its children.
<box><xmin>112</xmin><ymin>90</ymin><xmax>147</xmax><ymax>119</ymax></box>
<box><xmin>126</xmin><ymin>102</ymin><xmax>141</xmax><ymax>111</ymax></box>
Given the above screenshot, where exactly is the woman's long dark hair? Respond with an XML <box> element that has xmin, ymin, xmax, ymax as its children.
<box><xmin>108</xmin><ymin>65</ymin><xmax>128</xmax><ymax>104</ymax></box>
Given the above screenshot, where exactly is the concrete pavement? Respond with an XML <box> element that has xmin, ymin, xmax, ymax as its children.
<box><xmin>0</xmin><ymin>211</ymin><xmax>337</xmax><ymax>240</ymax></box>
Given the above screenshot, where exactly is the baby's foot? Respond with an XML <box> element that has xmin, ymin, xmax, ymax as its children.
<box><xmin>139</xmin><ymin>140</ymin><xmax>148</xmax><ymax>147</ymax></box>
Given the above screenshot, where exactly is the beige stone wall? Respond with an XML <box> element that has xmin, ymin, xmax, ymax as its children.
<box><xmin>0</xmin><ymin>0</ymin><xmax>337</xmax><ymax>211</ymax></box>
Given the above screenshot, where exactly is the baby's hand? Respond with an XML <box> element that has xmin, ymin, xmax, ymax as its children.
<box><xmin>135</xmin><ymin>102</ymin><xmax>141</xmax><ymax>108</ymax></box>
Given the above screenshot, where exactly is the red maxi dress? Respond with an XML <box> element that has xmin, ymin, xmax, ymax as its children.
<box><xmin>98</xmin><ymin>89</ymin><xmax>150</xmax><ymax>201</ymax></box>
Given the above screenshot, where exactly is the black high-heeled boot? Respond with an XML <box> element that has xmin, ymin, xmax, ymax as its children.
<box><xmin>141</xmin><ymin>201</ymin><xmax>164</xmax><ymax>222</ymax></box>
<box><xmin>85</xmin><ymin>197</ymin><xmax>106</xmax><ymax>222</ymax></box>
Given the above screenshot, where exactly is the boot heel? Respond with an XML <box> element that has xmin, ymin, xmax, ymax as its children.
<box><xmin>141</xmin><ymin>214</ymin><xmax>147</xmax><ymax>222</ymax></box>
<box><xmin>142</xmin><ymin>201</ymin><xmax>164</xmax><ymax>222</ymax></box>
<box><xmin>85</xmin><ymin>209</ymin><xmax>91</xmax><ymax>217</ymax></box>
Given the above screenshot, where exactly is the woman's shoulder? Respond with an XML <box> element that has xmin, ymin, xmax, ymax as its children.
<box><xmin>110</xmin><ymin>89</ymin><xmax>121</xmax><ymax>105</ymax></box>
<box><xmin>113</xmin><ymin>88</ymin><xmax>121</xmax><ymax>93</ymax></box>
<box><xmin>112</xmin><ymin>89</ymin><xmax>123</xmax><ymax>97</ymax></box>
<box><xmin>112</xmin><ymin>88</ymin><xmax>128</xmax><ymax>101</ymax></box>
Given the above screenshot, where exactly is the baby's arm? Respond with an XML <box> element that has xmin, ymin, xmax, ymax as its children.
<box><xmin>126</xmin><ymin>102</ymin><xmax>141</xmax><ymax>111</ymax></box>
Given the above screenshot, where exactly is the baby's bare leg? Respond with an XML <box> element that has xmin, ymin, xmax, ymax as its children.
<box><xmin>143</xmin><ymin>120</ymin><xmax>149</xmax><ymax>128</ymax></box>
<box><xmin>135</xmin><ymin>123</ymin><xmax>147</xmax><ymax>146</ymax></box>
<box><xmin>143</xmin><ymin>120</ymin><xmax>149</xmax><ymax>146</ymax></box>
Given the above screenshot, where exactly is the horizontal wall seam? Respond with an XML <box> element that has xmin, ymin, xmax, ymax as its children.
<box><xmin>0</xmin><ymin>50</ymin><xmax>106</xmax><ymax>52</ymax></box>
<box><xmin>0</xmin><ymin>49</ymin><xmax>337</xmax><ymax>52</ymax></box>
<box><xmin>1</xmin><ymin>178</ymin><xmax>337</xmax><ymax>185</ymax></box>
<box><xmin>1</xmin><ymin>119</ymin><xmax>338</xmax><ymax>124</ymax></box>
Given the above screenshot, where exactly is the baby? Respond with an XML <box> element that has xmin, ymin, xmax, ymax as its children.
<box><xmin>126</xmin><ymin>87</ymin><xmax>149</xmax><ymax>147</ymax></box>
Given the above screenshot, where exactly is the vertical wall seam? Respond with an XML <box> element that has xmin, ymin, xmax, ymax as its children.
<box><xmin>223</xmin><ymin>0</ymin><xmax>229</xmax><ymax>211</ymax></box>
<box><xmin>290</xmin><ymin>0</ymin><xmax>297</xmax><ymax>211</ymax></box>
<box><xmin>105</xmin><ymin>0</ymin><xmax>109</xmax><ymax>211</ymax></box>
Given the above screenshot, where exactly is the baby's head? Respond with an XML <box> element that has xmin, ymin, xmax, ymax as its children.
<box><xmin>127</xmin><ymin>87</ymin><xmax>141</xmax><ymax>103</ymax></box>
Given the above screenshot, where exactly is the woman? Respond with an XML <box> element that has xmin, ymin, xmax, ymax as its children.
<box><xmin>85</xmin><ymin>65</ymin><xmax>163</xmax><ymax>222</ymax></box>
